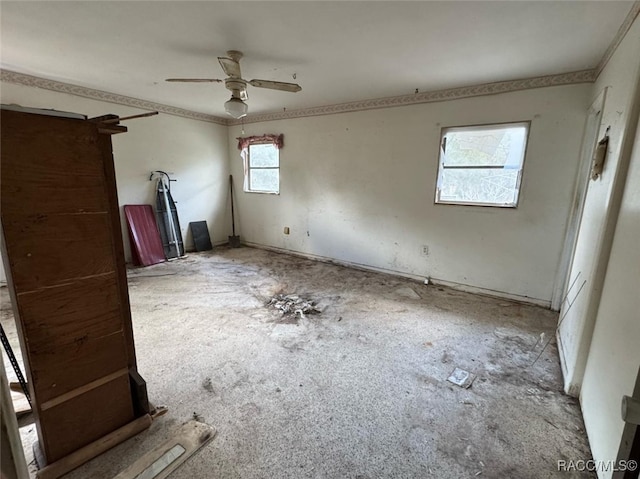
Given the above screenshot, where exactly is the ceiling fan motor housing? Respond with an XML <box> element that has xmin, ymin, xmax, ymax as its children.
<box><xmin>224</xmin><ymin>78</ymin><xmax>248</xmax><ymax>100</ymax></box>
<box><xmin>225</xmin><ymin>78</ymin><xmax>247</xmax><ymax>97</ymax></box>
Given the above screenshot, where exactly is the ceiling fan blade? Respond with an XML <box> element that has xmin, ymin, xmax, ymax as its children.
<box><xmin>249</xmin><ymin>79</ymin><xmax>302</xmax><ymax>93</ymax></box>
<box><xmin>165</xmin><ymin>78</ymin><xmax>223</xmax><ymax>83</ymax></box>
<box><xmin>218</xmin><ymin>57</ymin><xmax>242</xmax><ymax>78</ymax></box>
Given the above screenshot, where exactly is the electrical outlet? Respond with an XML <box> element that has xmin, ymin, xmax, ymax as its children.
<box><xmin>421</xmin><ymin>245</ymin><xmax>429</xmax><ymax>256</ymax></box>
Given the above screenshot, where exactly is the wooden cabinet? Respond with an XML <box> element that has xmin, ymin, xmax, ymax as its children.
<box><xmin>0</xmin><ymin>108</ymin><xmax>147</xmax><ymax>464</ymax></box>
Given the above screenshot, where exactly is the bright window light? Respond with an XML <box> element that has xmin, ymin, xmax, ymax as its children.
<box><xmin>435</xmin><ymin>122</ymin><xmax>529</xmax><ymax>207</ymax></box>
<box><xmin>247</xmin><ymin>143</ymin><xmax>279</xmax><ymax>194</ymax></box>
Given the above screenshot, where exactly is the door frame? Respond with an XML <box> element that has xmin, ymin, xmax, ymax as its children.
<box><xmin>551</xmin><ymin>88</ymin><xmax>607</xmax><ymax>312</ymax></box>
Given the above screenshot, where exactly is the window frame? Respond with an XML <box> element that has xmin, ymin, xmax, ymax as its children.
<box><xmin>246</xmin><ymin>141</ymin><xmax>280</xmax><ymax>195</ymax></box>
<box><xmin>434</xmin><ymin>121</ymin><xmax>530</xmax><ymax>208</ymax></box>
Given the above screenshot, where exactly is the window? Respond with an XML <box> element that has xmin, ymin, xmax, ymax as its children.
<box><xmin>247</xmin><ymin>142</ymin><xmax>279</xmax><ymax>194</ymax></box>
<box><xmin>435</xmin><ymin>122</ymin><xmax>529</xmax><ymax>207</ymax></box>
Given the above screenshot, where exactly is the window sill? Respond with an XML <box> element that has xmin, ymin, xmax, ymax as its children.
<box><xmin>244</xmin><ymin>190</ymin><xmax>280</xmax><ymax>195</ymax></box>
<box><xmin>435</xmin><ymin>201</ymin><xmax>517</xmax><ymax>208</ymax></box>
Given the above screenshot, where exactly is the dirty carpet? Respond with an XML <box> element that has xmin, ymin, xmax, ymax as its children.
<box><xmin>0</xmin><ymin>247</ymin><xmax>594</xmax><ymax>478</ymax></box>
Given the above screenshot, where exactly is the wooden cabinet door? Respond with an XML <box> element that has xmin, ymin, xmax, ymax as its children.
<box><xmin>1</xmin><ymin>109</ymin><xmax>139</xmax><ymax>463</ymax></box>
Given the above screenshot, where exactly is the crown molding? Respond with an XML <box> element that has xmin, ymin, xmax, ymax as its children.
<box><xmin>229</xmin><ymin>69</ymin><xmax>597</xmax><ymax>125</ymax></box>
<box><xmin>0</xmin><ymin>69</ymin><xmax>599</xmax><ymax>128</ymax></box>
<box><xmin>595</xmin><ymin>0</ymin><xmax>640</xmax><ymax>78</ymax></box>
<box><xmin>0</xmin><ymin>68</ymin><xmax>596</xmax><ymax>129</ymax></box>
<box><xmin>0</xmin><ymin>69</ymin><xmax>228</xmax><ymax>125</ymax></box>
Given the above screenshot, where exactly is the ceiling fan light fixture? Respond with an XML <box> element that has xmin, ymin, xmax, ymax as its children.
<box><xmin>167</xmin><ymin>51</ymin><xmax>301</xmax><ymax>118</ymax></box>
<box><xmin>224</xmin><ymin>96</ymin><xmax>248</xmax><ymax>119</ymax></box>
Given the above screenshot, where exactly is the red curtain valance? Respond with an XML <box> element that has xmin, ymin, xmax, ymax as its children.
<box><xmin>237</xmin><ymin>134</ymin><xmax>284</xmax><ymax>150</ymax></box>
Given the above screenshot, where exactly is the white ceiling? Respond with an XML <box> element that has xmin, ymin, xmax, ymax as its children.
<box><xmin>0</xmin><ymin>1</ymin><xmax>634</xmax><ymax>119</ymax></box>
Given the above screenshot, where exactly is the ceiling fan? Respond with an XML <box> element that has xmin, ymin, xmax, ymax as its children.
<box><xmin>166</xmin><ymin>50</ymin><xmax>302</xmax><ymax>119</ymax></box>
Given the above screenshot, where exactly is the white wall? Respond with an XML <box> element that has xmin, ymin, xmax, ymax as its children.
<box><xmin>557</xmin><ymin>17</ymin><xmax>640</xmax><ymax>396</ymax></box>
<box><xmin>228</xmin><ymin>84</ymin><xmax>590</xmax><ymax>305</ymax></box>
<box><xmin>0</xmin><ymin>82</ymin><xmax>229</xmax><ymax>278</ymax></box>
<box><xmin>581</xmin><ymin>91</ymin><xmax>640</xmax><ymax>479</ymax></box>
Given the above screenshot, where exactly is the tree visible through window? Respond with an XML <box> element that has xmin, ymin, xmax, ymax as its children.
<box><xmin>435</xmin><ymin>122</ymin><xmax>529</xmax><ymax>207</ymax></box>
<box><xmin>247</xmin><ymin>143</ymin><xmax>279</xmax><ymax>194</ymax></box>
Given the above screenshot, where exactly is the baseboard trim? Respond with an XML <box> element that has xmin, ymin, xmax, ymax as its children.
<box><xmin>430</xmin><ymin>278</ymin><xmax>551</xmax><ymax>309</ymax></box>
<box><xmin>241</xmin><ymin>241</ymin><xmax>551</xmax><ymax>309</ymax></box>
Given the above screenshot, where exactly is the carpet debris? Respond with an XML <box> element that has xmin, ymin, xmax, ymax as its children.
<box><xmin>268</xmin><ymin>294</ymin><xmax>322</xmax><ymax>318</ymax></box>
<box><xmin>447</xmin><ymin>367</ymin><xmax>476</xmax><ymax>389</ymax></box>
